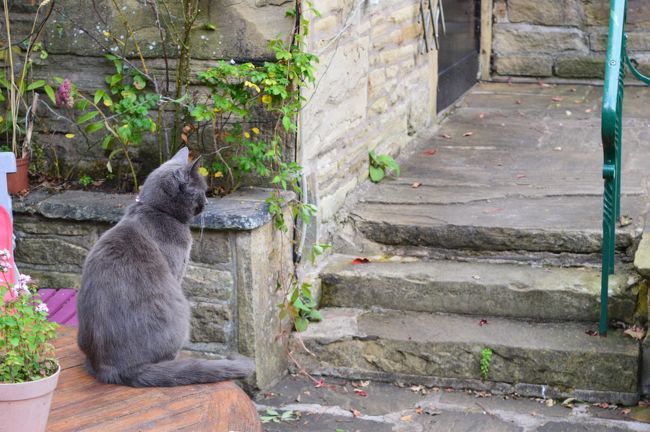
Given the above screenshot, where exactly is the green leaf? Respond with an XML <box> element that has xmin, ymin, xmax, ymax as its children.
<box><xmin>39</xmin><ymin>50</ymin><xmax>48</xmax><ymax>60</ymax></box>
<box><xmin>26</xmin><ymin>80</ymin><xmax>45</xmax><ymax>91</ymax></box>
<box><xmin>295</xmin><ymin>317</ymin><xmax>309</xmax><ymax>332</ymax></box>
<box><xmin>101</xmin><ymin>134</ymin><xmax>113</xmax><ymax>150</ymax></box>
<box><xmin>308</xmin><ymin>309</ymin><xmax>322</xmax><ymax>321</ymax></box>
<box><xmin>369</xmin><ymin>165</ymin><xmax>385</xmax><ymax>183</ymax></box>
<box><xmin>77</xmin><ymin>110</ymin><xmax>100</xmax><ymax>124</ymax></box>
<box><xmin>44</xmin><ymin>85</ymin><xmax>56</xmax><ymax>104</ymax></box>
<box><xmin>9</xmin><ymin>337</ymin><xmax>19</xmax><ymax>347</ymax></box>
<box><xmin>85</xmin><ymin>122</ymin><xmax>104</xmax><ymax>134</ymax></box>
<box><xmin>94</xmin><ymin>89</ymin><xmax>106</xmax><ymax>105</ymax></box>
<box><xmin>133</xmin><ymin>75</ymin><xmax>146</xmax><ymax>90</ymax></box>
<box><xmin>282</xmin><ymin>115</ymin><xmax>292</xmax><ymax>131</ymax></box>
<box><xmin>202</xmin><ymin>23</ymin><xmax>217</xmax><ymax>31</ymax></box>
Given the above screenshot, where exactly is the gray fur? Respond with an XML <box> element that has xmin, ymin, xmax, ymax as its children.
<box><xmin>77</xmin><ymin>148</ymin><xmax>254</xmax><ymax>387</ymax></box>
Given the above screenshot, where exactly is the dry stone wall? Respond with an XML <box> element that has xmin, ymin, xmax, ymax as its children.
<box><xmin>492</xmin><ymin>0</ymin><xmax>650</xmax><ymax>78</ymax></box>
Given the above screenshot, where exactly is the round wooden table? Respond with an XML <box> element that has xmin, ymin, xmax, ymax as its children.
<box><xmin>47</xmin><ymin>326</ymin><xmax>261</xmax><ymax>432</ymax></box>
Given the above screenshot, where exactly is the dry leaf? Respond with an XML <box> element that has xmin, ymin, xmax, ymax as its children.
<box><xmin>354</xmin><ymin>389</ymin><xmax>368</xmax><ymax>397</ymax></box>
<box><xmin>472</xmin><ymin>275</ymin><xmax>481</xmax><ymax>280</ymax></box>
<box><xmin>441</xmin><ymin>133</ymin><xmax>451</xmax><ymax>139</ymax></box>
<box><xmin>618</xmin><ymin>215</ymin><xmax>633</xmax><ymax>227</ymax></box>
<box><xmin>515</xmin><ymin>99</ymin><xmax>522</xmax><ymax>105</ymax></box>
<box><xmin>585</xmin><ymin>108</ymin><xmax>593</xmax><ymax>113</ymax></box>
<box><xmin>314</xmin><ymin>378</ymin><xmax>325</xmax><ymax>388</ymax></box>
<box><xmin>622</xmin><ymin>408</ymin><xmax>631</xmax><ymax>415</ymax></box>
<box><xmin>516</xmin><ymin>173</ymin><xmax>527</xmax><ymax>179</ymax></box>
<box><xmin>554</xmin><ymin>147</ymin><xmax>563</xmax><ymax>151</ymax></box>
<box><xmin>624</xmin><ymin>326</ymin><xmax>645</xmax><ymax>340</ymax></box>
<box><xmin>585</xmin><ymin>329</ymin><xmax>598</xmax><ymax>336</ymax></box>
<box><xmin>422</xmin><ymin>148</ymin><xmax>437</xmax><ymax>156</ymax></box>
<box><xmin>479</xmin><ymin>319</ymin><xmax>488</xmax><ymax>326</ymax></box>
<box><xmin>552</xmin><ymin>96</ymin><xmax>563</xmax><ymax>102</ymax></box>
<box><xmin>640</xmin><ymin>400</ymin><xmax>650</xmax><ymax>407</ymax></box>
<box><xmin>352</xmin><ymin>380</ymin><xmax>370</xmax><ymax>388</ymax></box>
<box><xmin>479</xmin><ymin>113</ymin><xmax>485</xmax><ymax>119</ymax></box>
<box><xmin>463</xmin><ymin>131</ymin><xmax>474</xmax><ymax>137</ymax></box>
<box><xmin>411</xmin><ymin>182</ymin><xmax>422</xmax><ymax>188</ymax></box>
<box><xmin>545</xmin><ymin>399</ymin><xmax>556</xmax><ymax>407</ymax></box>
<box><xmin>570</xmin><ymin>88</ymin><xmax>577</xmax><ymax>92</ymax></box>
<box><xmin>351</xmin><ymin>258</ymin><xmax>370</xmax><ymax>265</ymax></box>
<box><xmin>593</xmin><ymin>402</ymin><xmax>609</xmax><ymax>409</ymax></box>
<box><xmin>565</xmin><ymin>111</ymin><xmax>572</xmax><ymax>116</ymax></box>
<box><xmin>400</xmin><ymin>415</ymin><xmax>413</xmax><ymax>422</ymax></box>
<box><xmin>562</xmin><ymin>398</ymin><xmax>576</xmax><ymax>408</ymax></box>
<box><xmin>351</xmin><ymin>409</ymin><xmax>362</xmax><ymax>417</ymax></box>
<box><xmin>507</xmin><ymin>77</ymin><xmax>513</xmax><ymax>86</ymax></box>
<box><xmin>415</xmin><ymin>406</ymin><xmax>424</xmax><ymax>415</ymax></box>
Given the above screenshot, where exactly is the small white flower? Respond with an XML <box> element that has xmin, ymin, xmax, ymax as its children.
<box><xmin>36</xmin><ymin>303</ymin><xmax>49</xmax><ymax>313</ymax></box>
<box><xmin>0</xmin><ymin>249</ymin><xmax>11</xmax><ymax>260</ymax></box>
<box><xmin>230</xmin><ymin>59</ymin><xmax>236</xmax><ymax>65</ymax></box>
<box><xmin>19</xmin><ymin>274</ymin><xmax>32</xmax><ymax>285</ymax></box>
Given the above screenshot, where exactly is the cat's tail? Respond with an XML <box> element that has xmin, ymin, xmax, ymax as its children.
<box><xmin>116</xmin><ymin>357</ymin><xmax>255</xmax><ymax>387</ymax></box>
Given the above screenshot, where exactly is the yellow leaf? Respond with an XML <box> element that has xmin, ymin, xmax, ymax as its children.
<box><xmin>103</xmin><ymin>31</ymin><xmax>110</xmax><ymax>37</ymax></box>
<box><xmin>198</xmin><ymin>167</ymin><xmax>209</xmax><ymax>177</ymax></box>
<box><xmin>65</xmin><ymin>133</ymin><xmax>75</xmax><ymax>139</ymax></box>
<box><xmin>244</xmin><ymin>132</ymin><xmax>250</xmax><ymax>139</ymax></box>
<box><xmin>103</xmin><ymin>98</ymin><xmax>112</xmax><ymax>107</ymax></box>
<box><xmin>262</xmin><ymin>94</ymin><xmax>272</xmax><ymax>104</ymax></box>
<box><xmin>244</xmin><ymin>81</ymin><xmax>261</xmax><ymax>93</ymax></box>
<box><xmin>252</xmin><ymin>127</ymin><xmax>260</xmax><ymax>135</ymax></box>
<box><xmin>214</xmin><ymin>171</ymin><xmax>223</xmax><ymax>178</ymax></box>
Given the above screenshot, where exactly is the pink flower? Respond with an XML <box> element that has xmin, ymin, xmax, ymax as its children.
<box><xmin>35</xmin><ymin>303</ymin><xmax>49</xmax><ymax>313</ymax></box>
<box><xmin>56</xmin><ymin>79</ymin><xmax>74</xmax><ymax>108</ymax></box>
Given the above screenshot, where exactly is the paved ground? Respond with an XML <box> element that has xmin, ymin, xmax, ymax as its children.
<box><xmin>256</xmin><ymin>375</ymin><xmax>650</xmax><ymax>432</ymax></box>
<box><xmin>343</xmin><ymin>82</ymin><xmax>650</xmax><ymax>262</ymax></box>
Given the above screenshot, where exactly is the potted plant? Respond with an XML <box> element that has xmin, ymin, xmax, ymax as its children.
<box><xmin>1</xmin><ymin>0</ymin><xmax>53</xmax><ymax>193</ymax></box>
<box><xmin>0</xmin><ymin>248</ymin><xmax>59</xmax><ymax>432</ymax></box>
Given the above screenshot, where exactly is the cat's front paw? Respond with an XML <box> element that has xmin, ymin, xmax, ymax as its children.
<box><xmin>225</xmin><ymin>353</ymin><xmax>255</xmax><ymax>378</ymax></box>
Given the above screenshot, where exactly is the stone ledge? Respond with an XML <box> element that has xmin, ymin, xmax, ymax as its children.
<box><xmin>13</xmin><ymin>187</ymin><xmax>292</xmax><ymax>231</ymax></box>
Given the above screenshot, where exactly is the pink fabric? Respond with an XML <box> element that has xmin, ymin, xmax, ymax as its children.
<box><xmin>0</xmin><ymin>206</ymin><xmax>16</xmax><ymax>303</ymax></box>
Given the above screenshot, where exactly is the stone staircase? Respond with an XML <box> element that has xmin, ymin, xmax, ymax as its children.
<box><xmin>290</xmin><ymin>83</ymin><xmax>650</xmax><ymax>405</ymax></box>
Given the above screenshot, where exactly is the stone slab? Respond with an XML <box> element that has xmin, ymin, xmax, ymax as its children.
<box><xmin>257</xmin><ymin>375</ymin><xmax>648</xmax><ymax>431</ymax></box>
<box><xmin>12</xmin><ymin>187</ymin><xmax>291</xmax><ymax>231</ymax></box>
<box><xmin>291</xmin><ymin>308</ymin><xmax>640</xmax><ymax>401</ymax></box>
<box><xmin>321</xmin><ymin>255</ymin><xmax>638</xmax><ymax>322</ymax></box>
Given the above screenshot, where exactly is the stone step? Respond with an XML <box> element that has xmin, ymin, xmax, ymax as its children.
<box><xmin>350</xmin><ymin>194</ymin><xmax>643</xmax><ymax>254</ymax></box>
<box><xmin>290</xmin><ymin>308</ymin><xmax>640</xmax><ymax>405</ymax></box>
<box><xmin>320</xmin><ymin>255</ymin><xmax>639</xmax><ymax>322</ymax></box>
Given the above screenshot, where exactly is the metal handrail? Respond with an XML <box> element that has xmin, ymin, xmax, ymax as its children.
<box><xmin>600</xmin><ymin>0</ymin><xmax>650</xmax><ymax>335</ymax></box>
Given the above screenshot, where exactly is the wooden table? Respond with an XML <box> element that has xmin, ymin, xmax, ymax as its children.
<box><xmin>47</xmin><ymin>326</ymin><xmax>261</xmax><ymax>432</ymax></box>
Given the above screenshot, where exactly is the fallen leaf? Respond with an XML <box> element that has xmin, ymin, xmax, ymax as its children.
<box><xmin>516</xmin><ymin>172</ymin><xmax>527</xmax><ymax>179</ymax></box>
<box><xmin>445</xmin><ymin>387</ymin><xmax>454</xmax><ymax>393</ymax></box>
<box><xmin>463</xmin><ymin>131</ymin><xmax>474</xmax><ymax>137</ymax></box>
<box><xmin>351</xmin><ymin>258</ymin><xmax>370</xmax><ymax>265</ymax></box>
<box><xmin>314</xmin><ymin>378</ymin><xmax>325</xmax><ymax>388</ymax></box>
<box><xmin>593</xmin><ymin>402</ymin><xmax>609</xmax><ymax>409</ymax></box>
<box><xmin>554</xmin><ymin>146</ymin><xmax>563</xmax><ymax>151</ymax></box>
<box><xmin>65</xmin><ymin>133</ymin><xmax>75</xmax><ymax>139</ymax></box>
<box><xmin>351</xmin><ymin>408</ymin><xmax>362</xmax><ymax>417</ymax></box>
<box><xmin>565</xmin><ymin>110</ymin><xmax>572</xmax><ymax>116</ymax></box>
<box><xmin>545</xmin><ymin>399</ymin><xmax>556</xmax><ymax>407</ymax></box>
<box><xmin>482</xmin><ymin>207</ymin><xmax>503</xmax><ymax>214</ymax></box>
<box><xmin>618</xmin><ymin>215</ymin><xmax>633</xmax><ymax>227</ymax></box>
<box><xmin>538</xmin><ymin>80</ymin><xmax>551</xmax><ymax>88</ymax></box>
<box><xmin>585</xmin><ymin>108</ymin><xmax>593</xmax><ymax>113</ymax></box>
<box><xmin>562</xmin><ymin>398</ymin><xmax>576</xmax><ymax>408</ymax></box>
<box><xmin>640</xmin><ymin>400</ymin><xmax>650</xmax><ymax>407</ymax></box>
<box><xmin>415</xmin><ymin>406</ymin><xmax>424</xmax><ymax>414</ymax></box>
<box><xmin>354</xmin><ymin>389</ymin><xmax>369</xmax><ymax>397</ymax></box>
<box><xmin>411</xmin><ymin>182</ymin><xmax>422</xmax><ymax>188</ymax></box>
<box><xmin>352</xmin><ymin>380</ymin><xmax>370</xmax><ymax>388</ymax></box>
<box><xmin>570</xmin><ymin>88</ymin><xmax>577</xmax><ymax>92</ymax></box>
<box><xmin>400</xmin><ymin>415</ymin><xmax>413</xmax><ymax>422</ymax></box>
<box><xmin>552</xmin><ymin>96</ymin><xmax>563</xmax><ymax>102</ymax></box>
<box><xmin>441</xmin><ymin>133</ymin><xmax>451</xmax><ymax>139</ymax></box>
<box><xmin>410</xmin><ymin>385</ymin><xmax>424</xmax><ymax>393</ymax></box>
<box><xmin>624</xmin><ymin>326</ymin><xmax>645</xmax><ymax>340</ymax></box>
<box><xmin>479</xmin><ymin>319</ymin><xmax>489</xmax><ymax>326</ymax></box>
<box><xmin>422</xmin><ymin>148</ymin><xmax>437</xmax><ymax>156</ymax></box>
<box><xmin>622</xmin><ymin>408</ymin><xmax>631</xmax><ymax>414</ymax></box>
<box><xmin>507</xmin><ymin>77</ymin><xmax>513</xmax><ymax>86</ymax></box>
<box><xmin>479</xmin><ymin>113</ymin><xmax>485</xmax><ymax>119</ymax></box>
<box><xmin>585</xmin><ymin>329</ymin><xmax>598</xmax><ymax>336</ymax></box>
<box><xmin>418</xmin><ymin>404</ymin><xmax>442</xmax><ymax>416</ymax></box>
<box><xmin>472</xmin><ymin>275</ymin><xmax>481</xmax><ymax>280</ymax></box>
<box><xmin>515</xmin><ymin>99</ymin><xmax>522</xmax><ymax>105</ymax></box>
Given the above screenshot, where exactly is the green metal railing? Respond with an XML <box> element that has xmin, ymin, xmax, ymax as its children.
<box><xmin>600</xmin><ymin>0</ymin><xmax>650</xmax><ymax>335</ymax></box>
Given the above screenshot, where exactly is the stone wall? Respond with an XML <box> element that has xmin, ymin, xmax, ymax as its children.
<box><xmin>300</xmin><ymin>0</ymin><xmax>437</xmax><ymax>239</ymax></box>
<box><xmin>12</xmin><ymin>188</ymin><xmax>291</xmax><ymax>389</ymax></box>
<box><xmin>492</xmin><ymin>0</ymin><xmax>650</xmax><ymax>78</ymax></box>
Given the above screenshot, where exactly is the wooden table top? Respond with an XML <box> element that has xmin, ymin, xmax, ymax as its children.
<box><xmin>47</xmin><ymin>326</ymin><xmax>261</xmax><ymax>432</ymax></box>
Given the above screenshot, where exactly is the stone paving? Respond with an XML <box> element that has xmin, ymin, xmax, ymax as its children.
<box><xmin>256</xmin><ymin>375</ymin><xmax>650</xmax><ymax>432</ymax></box>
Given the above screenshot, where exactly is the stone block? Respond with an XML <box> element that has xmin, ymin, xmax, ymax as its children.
<box><xmin>493</xmin><ymin>24</ymin><xmax>588</xmax><ymax>54</ymax></box>
<box><xmin>585</xmin><ymin>0</ymin><xmax>650</xmax><ymax>27</ymax></box>
<box><xmin>190</xmin><ymin>231</ymin><xmax>231</xmax><ymax>265</ymax></box>
<box><xmin>508</xmin><ymin>0</ymin><xmax>583</xmax><ymax>26</ymax></box>
<box><xmin>14</xmin><ymin>237</ymin><xmax>88</xmax><ymax>267</ymax></box>
<box><xmin>494</xmin><ymin>55</ymin><xmax>553</xmax><ymax>76</ymax></box>
<box><xmin>190</xmin><ymin>301</ymin><xmax>232</xmax><ymax>344</ymax></box>
<box><xmin>493</xmin><ymin>0</ymin><xmax>508</xmax><ymax>23</ymax></box>
<box><xmin>555</xmin><ymin>55</ymin><xmax>606</xmax><ymax>78</ymax></box>
<box><xmin>635</xmin><ymin>233</ymin><xmax>650</xmax><ymax>278</ymax></box>
<box><xmin>183</xmin><ymin>264</ymin><xmax>234</xmax><ymax>302</ymax></box>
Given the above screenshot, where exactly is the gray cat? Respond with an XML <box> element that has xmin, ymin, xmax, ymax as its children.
<box><xmin>77</xmin><ymin>148</ymin><xmax>254</xmax><ymax>387</ymax></box>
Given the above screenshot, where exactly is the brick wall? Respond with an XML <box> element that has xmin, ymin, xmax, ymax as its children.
<box><xmin>301</xmin><ymin>0</ymin><xmax>437</xmax><ymax>234</ymax></box>
<box><xmin>492</xmin><ymin>0</ymin><xmax>650</xmax><ymax>78</ymax></box>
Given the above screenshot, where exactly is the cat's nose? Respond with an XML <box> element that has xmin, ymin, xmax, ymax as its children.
<box><xmin>204</xmin><ymin>197</ymin><xmax>208</xmax><ymax>205</ymax></box>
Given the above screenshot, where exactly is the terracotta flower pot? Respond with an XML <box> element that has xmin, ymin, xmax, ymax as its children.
<box><xmin>0</xmin><ymin>365</ymin><xmax>60</xmax><ymax>432</ymax></box>
<box><xmin>6</xmin><ymin>156</ymin><xmax>29</xmax><ymax>194</ymax></box>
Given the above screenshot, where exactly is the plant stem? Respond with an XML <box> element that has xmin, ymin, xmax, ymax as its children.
<box><xmin>3</xmin><ymin>0</ymin><xmax>18</xmax><ymax>154</ymax></box>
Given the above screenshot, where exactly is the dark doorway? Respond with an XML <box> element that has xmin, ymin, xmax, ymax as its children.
<box><xmin>436</xmin><ymin>0</ymin><xmax>480</xmax><ymax>112</ymax></box>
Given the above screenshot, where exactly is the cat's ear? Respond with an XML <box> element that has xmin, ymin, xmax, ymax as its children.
<box><xmin>170</xmin><ymin>147</ymin><xmax>189</xmax><ymax>164</ymax></box>
<box><xmin>188</xmin><ymin>156</ymin><xmax>202</xmax><ymax>174</ymax></box>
